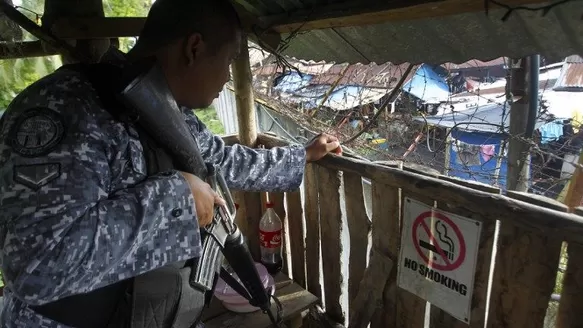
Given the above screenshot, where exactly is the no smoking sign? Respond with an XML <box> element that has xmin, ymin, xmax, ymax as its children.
<box><xmin>397</xmin><ymin>197</ymin><xmax>482</xmax><ymax>323</ymax></box>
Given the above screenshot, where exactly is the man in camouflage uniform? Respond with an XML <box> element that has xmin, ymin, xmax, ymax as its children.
<box><xmin>0</xmin><ymin>0</ymin><xmax>341</xmax><ymax>326</ymax></box>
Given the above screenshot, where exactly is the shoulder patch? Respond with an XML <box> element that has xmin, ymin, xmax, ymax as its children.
<box><xmin>8</xmin><ymin>107</ymin><xmax>66</xmax><ymax>157</ymax></box>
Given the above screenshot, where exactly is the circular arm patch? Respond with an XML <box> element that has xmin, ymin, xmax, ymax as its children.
<box><xmin>8</xmin><ymin>107</ymin><xmax>66</xmax><ymax>157</ymax></box>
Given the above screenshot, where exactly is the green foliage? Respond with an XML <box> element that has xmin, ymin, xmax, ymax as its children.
<box><xmin>102</xmin><ymin>0</ymin><xmax>150</xmax><ymax>52</ymax></box>
<box><xmin>195</xmin><ymin>106</ymin><xmax>226</xmax><ymax>136</ymax></box>
<box><xmin>0</xmin><ymin>56</ymin><xmax>61</xmax><ymax>108</ymax></box>
<box><xmin>0</xmin><ymin>0</ymin><xmax>62</xmax><ymax>109</ymax></box>
<box><xmin>0</xmin><ymin>0</ymin><xmax>151</xmax><ymax>110</ymax></box>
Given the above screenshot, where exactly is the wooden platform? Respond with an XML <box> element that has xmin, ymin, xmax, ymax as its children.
<box><xmin>202</xmin><ymin>273</ymin><xmax>318</xmax><ymax>328</ymax></box>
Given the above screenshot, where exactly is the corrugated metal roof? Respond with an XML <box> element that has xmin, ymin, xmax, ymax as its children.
<box><xmin>565</xmin><ymin>55</ymin><xmax>583</xmax><ymax>63</ymax></box>
<box><xmin>254</xmin><ymin>61</ymin><xmax>333</xmax><ymax>76</ymax></box>
<box><xmin>442</xmin><ymin>58</ymin><xmax>506</xmax><ymax>70</ymax></box>
<box><xmin>309</xmin><ymin>62</ymin><xmax>415</xmax><ymax>88</ymax></box>
<box><xmin>264</xmin><ymin>2</ymin><xmax>583</xmax><ymax>65</ymax></box>
<box><xmin>554</xmin><ymin>55</ymin><xmax>583</xmax><ymax>91</ymax></box>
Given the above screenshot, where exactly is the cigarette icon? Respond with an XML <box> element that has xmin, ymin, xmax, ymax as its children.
<box><xmin>419</xmin><ymin>240</ymin><xmax>454</xmax><ymax>261</ymax></box>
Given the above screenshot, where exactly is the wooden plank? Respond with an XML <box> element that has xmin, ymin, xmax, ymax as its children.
<box><xmin>430</xmin><ymin>183</ymin><xmax>498</xmax><ymax>328</ymax></box>
<box><xmin>304</xmin><ymin>164</ymin><xmax>323</xmax><ymax>302</ymax></box>
<box><xmin>427</xmin><ymin>179</ymin><xmax>499</xmax><ymax>328</ymax></box>
<box><xmin>486</xmin><ymin>192</ymin><xmax>564</xmax><ymax>328</ymax></box>
<box><xmin>221</xmin><ymin>134</ymin><xmax>241</xmax><ymax>146</ymax></box>
<box><xmin>264</xmin><ymin>0</ymin><xmax>551</xmax><ymax>33</ymax></box>
<box><xmin>385</xmin><ymin>165</ymin><xmax>428</xmax><ymax>328</ymax></box>
<box><xmin>317</xmin><ymin>166</ymin><xmax>346</xmax><ymax>325</ymax></box>
<box><xmin>204</xmin><ymin>274</ymin><xmax>318</xmax><ymax>328</ymax></box>
<box><xmin>556</xmin><ymin>242</ymin><xmax>583</xmax><ymax>328</ymax></box>
<box><xmin>242</xmin><ymin>192</ymin><xmax>264</xmax><ymax>261</ymax></box>
<box><xmin>287</xmin><ymin>190</ymin><xmax>307</xmax><ymax>288</ymax></box>
<box><xmin>316</xmin><ymin>154</ymin><xmax>583</xmax><ymax>245</ymax></box>
<box><xmin>0</xmin><ymin>41</ymin><xmax>60</xmax><ymax>59</ymax></box>
<box><xmin>49</xmin><ymin>12</ymin><xmax>281</xmax><ymax>50</ymax></box>
<box><xmin>349</xmin><ymin>248</ymin><xmax>394</xmax><ymax>328</ymax></box>
<box><xmin>353</xmin><ymin>182</ymin><xmax>399</xmax><ymax>328</ymax></box>
<box><xmin>0</xmin><ymin>0</ymin><xmax>90</xmax><ymax>62</ymax></box>
<box><xmin>343</xmin><ymin>172</ymin><xmax>371</xmax><ymax>305</ymax></box>
<box><xmin>393</xmin><ymin>193</ymin><xmax>430</xmax><ymax>328</ymax></box>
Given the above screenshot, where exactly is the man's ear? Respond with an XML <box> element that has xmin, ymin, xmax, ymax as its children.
<box><xmin>183</xmin><ymin>33</ymin><xmax>204</xmax><ymax>66</ymax></box>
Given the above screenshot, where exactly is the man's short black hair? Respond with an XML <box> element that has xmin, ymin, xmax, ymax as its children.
<box><xmin>129</xmin><ymin>0</ymin><xmax>242</xmax><ymax>57</ymax></box>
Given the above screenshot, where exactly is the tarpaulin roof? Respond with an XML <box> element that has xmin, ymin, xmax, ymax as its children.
<box><xmin>402</xmin><ymin>64</ymin><xmax>451</xmax><ymax>104</ymax></box>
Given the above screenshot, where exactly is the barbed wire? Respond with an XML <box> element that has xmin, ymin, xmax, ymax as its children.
<box><xmin>254</xmin><ymin>53</ymin><xmax>582</xmax><ymax>202</ymax></box>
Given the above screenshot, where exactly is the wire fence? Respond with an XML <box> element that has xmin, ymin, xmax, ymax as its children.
<box><xmin>250</xmin><ymin>54</ymin><xmax>583</xmax><ymax>203</ymax></box>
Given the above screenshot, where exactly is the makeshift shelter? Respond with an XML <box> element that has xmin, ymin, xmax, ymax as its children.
<box><xmin>419</xmin><ymin>103</ymin><xmax>554</xmax><ymax>189</ymax></box>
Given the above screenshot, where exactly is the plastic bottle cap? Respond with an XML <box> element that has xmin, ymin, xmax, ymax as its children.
<box><xmin>266</xmin><ymin>202</ymin><xmax>274</xmax><ymax>209</ymax></box>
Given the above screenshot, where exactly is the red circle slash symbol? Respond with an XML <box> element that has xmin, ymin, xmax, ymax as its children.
<box><xmin>412</xmin><ymin>211</ymin><xmax>465</xmax><ymax>271</ymax></box>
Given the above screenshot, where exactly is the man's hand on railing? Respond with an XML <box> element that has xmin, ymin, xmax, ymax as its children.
<box><xmin>180</xmin><ymin>171</ymin><xmax>226</xmax><ymax>227</ymax></box>
<box><xmin>305</xmin><ymin>133</ymin><xmax>343</xmax><ymax>162</ymax></box>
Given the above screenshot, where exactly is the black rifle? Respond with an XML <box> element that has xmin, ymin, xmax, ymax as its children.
<box><xmin>118</xmin><ymin>59</ymin><xmax>282</xmax><ymax>326</ymax></box>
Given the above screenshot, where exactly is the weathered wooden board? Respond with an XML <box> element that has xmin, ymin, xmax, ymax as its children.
<box><xmin>343</xmin><ymin>172</ymin><xmax>371</xmax><ymax>305</ymax></box>
<box><xmin>286</xmin><ymin>190</ymin><xmax>307</xmax><ymax>288</ymax></box>
<box><xmin>317</xmin><ymin>166</ymin><xmax>346</xmax><ymax>325</ymax></box>
<box><xmin>304</xmin><ymin>164</ymin><xmax>322</xmax><ymax>302</ymax></box>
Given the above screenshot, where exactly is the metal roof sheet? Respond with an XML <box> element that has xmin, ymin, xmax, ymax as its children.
<box><xmin>309</xmin><ymin>62</ymin><xmax>415</xmax><ymax>88</ymax></box>
<box><xmin>554</xmin><ymin>55</ymin><xmax>583</xmax><ymax>90</ymax></box>
<box><xmin>271</xmin><ymin>2</ymin><xmax>583</xmax><ymax>64</ymax></box>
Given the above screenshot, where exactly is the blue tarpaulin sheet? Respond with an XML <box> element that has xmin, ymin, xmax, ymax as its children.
<box><xmin>448</xmin><ymin>130</ymin><xmax>509</xmax><ymax>188</ymax></box>
<box><xmin>402</xmin><ymin>64</ymin><xmax>450</xmax><ymax>104</ymax></box>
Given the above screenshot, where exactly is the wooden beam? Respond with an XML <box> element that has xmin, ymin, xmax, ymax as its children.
<box><xmin>257</xmin><ymin>133</ymin><xmax>583</xmax><ymax>245</ymax></box>
<box><xmin>263</xmin><ymin>0</ymin><xmax>553</xmax><ymax>34</ymax></box>
<box><xmin>232</xmin><ymin>33</ymin><xmax>258</xmax><ymax>147</ymax></box>
<box><xmin>506</xmin><ymin>57</ymin><xmax>530</xmax><ymax>192</ymax></box>
<box><xmin>0</xmin><ymin>0</ymin><xmax>88</xmax><ymax>61</ymax></box>
<box><xmin>231</xmin><ymin>34</ymin><xmax>263</xmax><ymax>261</ymax></box>
<box><xmin>51</xmin><ymin>17</ymin><xmax>144</xmax><ymax>39</ymax></box>
<box><xmin>0</xmin><ymin>41</ymin><xmax>59</xmax><ymax>59</ymax></box>
<box><xmin>50</xmin><ymin>15</ymin><xmax>281</xmax><ymax>52</ymax></box>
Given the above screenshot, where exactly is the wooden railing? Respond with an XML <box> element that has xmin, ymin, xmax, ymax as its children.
<box><xmin>224</xmin><ymin>133</ymin><xmax>583</xmax><ymax>328</ymax></box>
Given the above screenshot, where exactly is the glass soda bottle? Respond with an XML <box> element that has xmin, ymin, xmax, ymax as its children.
<box><xmin>259</xmin><ymin>201</ymin><xmax>283</xmax><ymax>274</ymax></box>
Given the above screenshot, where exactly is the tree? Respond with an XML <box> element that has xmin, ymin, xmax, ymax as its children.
<box><xmin>0</xmin><ymin>0</ymin><xmax>150</xmax><ymax>110</ymax></box>
<box><xmin>0</xmin><ymin>0</ymin><xmax>62</xmax><ymax>109</ymax></box>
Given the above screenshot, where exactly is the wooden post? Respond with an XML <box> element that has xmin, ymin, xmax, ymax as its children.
<box><xmin>488</xmin><ymin>58</ymin><xmax>561</xmax><ymax>328</ymax></box>
<box><xmin>443</xmin><ymin>128</ymin><xmax>451</xmax><ymax>175</ymax></box>
<box><xmin>506</xmin><ymin>57</ymin><xmax>530</xmax><ymax>192</ymax></box>
<box><xmin>232</xmin><ymin>34</ymin><xmax>258</xmax><ymax>147</ymax></box>
<box><xmin>231</xmin><ymin>34</ymin><xmax>262</xmax><ymax>259</ymax></box>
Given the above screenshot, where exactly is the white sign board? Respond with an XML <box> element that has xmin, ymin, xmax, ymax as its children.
<box><xmin>397</xmin><ymin>197</ymin><xmax>482</xmax><ymax>323</ymax></box>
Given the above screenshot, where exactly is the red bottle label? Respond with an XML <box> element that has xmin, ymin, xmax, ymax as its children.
<box><xmin>259</xmin><ymin>229</ymin><xmax>282</xmax><ymax>249</ymax></box>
